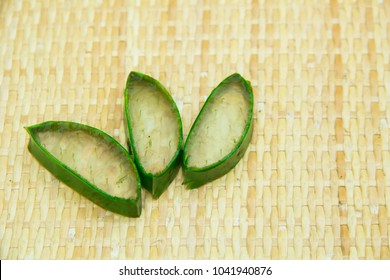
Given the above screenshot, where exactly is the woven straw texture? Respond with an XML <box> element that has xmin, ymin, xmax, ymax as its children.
<box><xmin>1</xmin><ymin>0</ymin><xmax>390</xmax><ymax>260</ymax></box>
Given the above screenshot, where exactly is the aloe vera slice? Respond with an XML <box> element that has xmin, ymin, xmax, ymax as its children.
<box><xmin>183</xmin><ymin>73</ymin><xmax>254</xmax><ymax>189</ymax></box>
<box><xmin>26</xmin><ymin>121</ymin><xmax>142</xmax><ymax>217</ymax></box>
<box><xmin>124</xmin><ymin>72</ymin><xmax>183</xmax><ymax>198</ymax></box>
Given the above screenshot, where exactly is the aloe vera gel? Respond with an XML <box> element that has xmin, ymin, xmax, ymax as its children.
<box><xmin>37</xmin><ymin>129</ymin><xmax>138</xmax><ymax>199</ymax></box>
<box><xmin>183</xmin><ymin>73</ymin><xmax>254</xmax><ymax>189</ymax></box>
<box><xmin>125</xmin><ymin>72</ymin><xmax>183</xmax><ymax>198</ymax></box>
<box><xmin>26</xmin><ymin>121</ymin><xmax>142</xmax><ymax>217</ymax></box>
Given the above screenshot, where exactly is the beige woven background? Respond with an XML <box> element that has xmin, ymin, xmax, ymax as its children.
<box><xmin>1</xmin><ymin>0</ymin><xmax>389</xmax><ymax>260</ymax></box>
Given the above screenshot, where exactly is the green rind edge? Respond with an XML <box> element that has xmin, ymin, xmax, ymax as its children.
<box><xmin>182</xmin><ymin>73</ymin><xmax>254</xmax><ymax>189</ymax></box>
<box><xmin>124</xmin><ymin>71</ymin><xmax>183</xmax><ymax>199</ymax></box>
<box><xmin>26</xmin><ymin>121</ymin><xmax>142</xmax><ymax>217</ymax></box>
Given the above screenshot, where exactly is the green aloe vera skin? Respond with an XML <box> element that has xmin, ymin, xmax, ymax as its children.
<box><xmin>26</xmin><ymin>121</ymin><xmax>142</xmax><ymax>217</ymax></box>
<box><xmin>183</xmin><ymin>73</ymin><xmax>254</xmax><ymax>189</ymax></box>
<box><xmin>124</xmin><ymin>71</ymin><xmax>183</xmax><ymax>199</ymax></box>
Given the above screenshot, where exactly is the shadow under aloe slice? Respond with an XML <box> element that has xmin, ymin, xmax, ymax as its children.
<box><xmin>124</xmin><ymin>72</ymin><xmax>183</xmax><ymax>199</ymax></box>
<box><xmin>26</xmin><ymin>121</ymin><xmax>142</xmax><ymax>217</ymax></box>
<box><xmin>183</xmin><ymin>73</ymin><xmax>254</xmax><ymax>189</ymax></box>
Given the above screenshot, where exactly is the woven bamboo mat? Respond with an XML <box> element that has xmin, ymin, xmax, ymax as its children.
<box><xmin>1</xmin><ymin>0</ymin><xmax>390</xmax><ymax>260</ymax></box>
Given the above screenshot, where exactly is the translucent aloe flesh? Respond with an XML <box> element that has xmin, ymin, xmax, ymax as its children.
<box><xmin>37</xmin><ymin>130</ymin><xmax>138</xmax><ymax>199</ymax></box>
<box><xmin>183</xmin><ymin>73</ymin><xmax>253</xmax><ymax>189</ymax></box>
<box><xmin>127</xmin><ymin>79</ymin><xmax>180</xmax><ymax>173</ymax></box>
<box><xmin>125</xmin><ymin>72</ymin><xmax>183</xmax><ymax>198</ymax></box>
<box><xmin>185</xmin><ymin>82</ymin><xmax>250</xmax><ymax>168</ymax></box>
<box><xmin>26</xmin><ymin>121</ymin><xmax>142</xmax><ymax>217</ymax></box>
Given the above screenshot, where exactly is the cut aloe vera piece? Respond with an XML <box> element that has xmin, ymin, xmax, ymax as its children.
<box><xmin>183</xmin><ymin>73</ymin><xmax>254</xmax><ymax>189</ymax></box>
<box><xmin>124</xmin><ymin>71</ymin><xmax>183</xmax><ymax>198</ymax></box>
<box><xmin>26</xmin><ymin>121</ymin><xmax>142</xmax><ymax>217</ymax></box>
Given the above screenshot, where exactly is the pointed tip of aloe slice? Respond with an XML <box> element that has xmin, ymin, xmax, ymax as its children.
<box><xmin>126</xmin><ymin>71</ymin><xmax>144</xmax><ymax>86</ymax></box>
<box><xmin>151</xmin><ymin>191</ymin><xmax>163</xmax><ymax>199</ymax></box>
<box><xmin>228</xmin><ymin>73</ymin><xmax>252</xmax><ymax>85</ymax></box>
<box><xmin>24</xmin><ymin>125</ymin><xmax>35</xmax><ymax>136</ymax></box>
<box><xmin>128</xmin><ymin>71</ymin><xmax>148</xmax><ymax>82</ymax></box>
<box><xmin>182</xmin><ymin>178</ymin><xmax>202</xmax><ymax>190</ymax></box>
<box><xmin>129</xmin><ymin>71</ymin><xmax>141</xmax><ymax>78</ymax></box>
<box><xmin>185</xmin><ymin>183</ymin><xmax>203</xmax><ymax>190</ymax></box>
<box><xmin>229</xmin><ymin>72</ymin><xmax>244</xmax><ymax>80</ymax></box>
